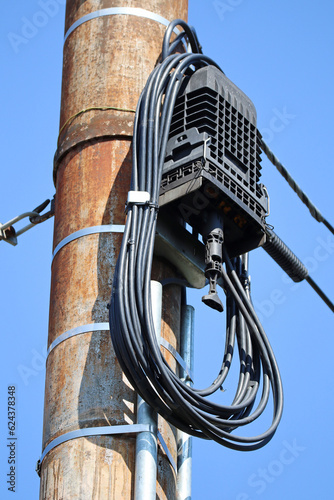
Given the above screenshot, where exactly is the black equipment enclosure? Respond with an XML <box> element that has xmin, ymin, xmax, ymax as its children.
<box><xmin>159</xmin><ymin>65</ymin><xmax>268</xmax><ymax>257</ymax></box>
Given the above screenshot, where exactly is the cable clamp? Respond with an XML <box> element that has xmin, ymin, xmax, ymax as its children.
<box><xmin>149</xmin><ymin>201</ymin><xmax>160</xmax><ymax>212</ymax></box>
<box><xmin>127</xmin><ymin>190</ymin><xmax>150</xmax><ymax>205</ymax></box>
<box><xmin>125</xmin><ymin>191</ymin><xmax>160</xmax><ymax>213</ymax></box>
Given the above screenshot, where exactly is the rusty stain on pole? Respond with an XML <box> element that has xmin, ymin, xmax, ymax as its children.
<box><xmin>39</xmin><ymin>0</ymin><xmax>188</xmax><ymax>498</ymax></box>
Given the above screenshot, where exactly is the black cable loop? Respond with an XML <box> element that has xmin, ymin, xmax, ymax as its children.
<box><xmin>109</xmin><ymin>20</ymin><xmax>284</xmax><ymax>451</ymax></box>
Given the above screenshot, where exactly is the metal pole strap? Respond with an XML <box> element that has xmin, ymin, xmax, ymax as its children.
<box><xmin>46</xmin><ymin>322</ymin><xmax>110</xmax><ymax>358</ymax></box>
<box><xmin>46</xmin><ymin>322</ymin><xmax>193</xmax><ymax>383</ymax></box>
<box><xmin>160</xmin><ymin>337</ymin><xmax>194</xmax><ymax>382</ymax></box>
<box><xmin>64</xmin><ymin>7</ymin><xmax>180</xmax><ymax>44</ymax></box>
<box><xmin>157</xmin><ymin>430</ymin><xmax>177</xmax><ymax>473</ymax></box>
<box><xmin>37</xmin><ymin>424</ymin><xmax>176</xmax><ymax>476</ymax></box>
<box><xmin>52</xmin><ymin>225</ymin><xmax>125</xmax><ymax>260</ymax></box>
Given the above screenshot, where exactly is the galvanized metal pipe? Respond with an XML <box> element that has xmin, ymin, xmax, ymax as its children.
<box><xmin>176</xmin><ymin>305</ymin><xmax>195</xmax><ymax>500</ymax></box>
<box><xmin>134</xmin><ymin>281</ymin><xmax>162</xmax><ymax>500</ymax></box>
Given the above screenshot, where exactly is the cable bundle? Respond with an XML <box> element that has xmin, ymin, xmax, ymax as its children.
<box><xmin>109</xmin><ymin>20</ymin><xmax>283</xmax><ymax>451</ymax></box>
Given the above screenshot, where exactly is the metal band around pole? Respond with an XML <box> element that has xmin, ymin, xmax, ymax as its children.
<box><xmin>160</xmin><ymin>337</ymin><xmax>194</xmax><ymax>382</ymax></box>
<box><xmin>46</xmin><ymin>322</ymin><xmax>110</xmax><ymax>358</ymax></box>
<box><xmin>39</xmin><ymin>424</ymin><xmax>154</xmax><ymax>466</ymax></box>
<box><xmin>157</xmin><ymin>430</ymin><xmax>177</xmax><ymax>474</ymax></box>
<box><xmin>37</xmin><ymin>424</ymin><xmax>176</xmax><ymax>476</ymax></box>
<box><xmin>64</xmin><ymin>7</ymin><xmax>180</xmax><ymax>43</ymax></box>
<box><xmin>52</xmin><ymin>225</ymin><xmax>125</xmax><ymax>260</ymax></box>
<box><xmin>46</xmin><ymin>321</ymin><xmax>194</xmax><ymax>385</ymax></box>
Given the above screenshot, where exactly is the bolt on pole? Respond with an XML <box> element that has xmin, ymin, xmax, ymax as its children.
<box><xmin>39</xmin><ymin>1</ymin><xmax>188</xmax><ymax>499</ymax></box>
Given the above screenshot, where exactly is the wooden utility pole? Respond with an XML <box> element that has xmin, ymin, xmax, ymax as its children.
<box><xmin>39</xmin><ymin>1</ymin><xmax>188</xmax><ymax>498</ymax></box>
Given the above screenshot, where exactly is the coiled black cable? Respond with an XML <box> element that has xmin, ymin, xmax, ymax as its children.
<box><xmin>109</xmin><ymin>20</ymin><xmax>283</xmax><ymax>451</ymax></box>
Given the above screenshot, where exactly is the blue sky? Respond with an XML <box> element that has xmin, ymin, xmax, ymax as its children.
<box><xmin>1</xmin><ymin>1</ymin><xmax>333</xmax><ymax>499</ymax></box>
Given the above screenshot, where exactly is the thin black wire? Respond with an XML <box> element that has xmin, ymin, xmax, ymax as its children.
<box><xmin>306</xmin><ymin>276</ymin><xmax>334</xmax><ymax>313</ymax></box>
<box><xmin>261</xmin><ymin>139</ymin><xmax>334</xmax><ymax>235</ymax></box>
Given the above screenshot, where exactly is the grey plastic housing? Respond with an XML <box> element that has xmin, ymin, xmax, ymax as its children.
<box><xmin>159</xmin><ymin>65</ymin><xmax>268</xmax><ymax>257</ymax></box>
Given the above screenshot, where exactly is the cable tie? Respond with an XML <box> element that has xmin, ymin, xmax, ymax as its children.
<box><xmin>127</xmin><ymin>191</ymin><xmax>151</xmax><ymax>205</ymax></box>
<box><xmin>149</xmin><ymin>203</ymin><xmax>159</xmax><ymax>212</ymax></box>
